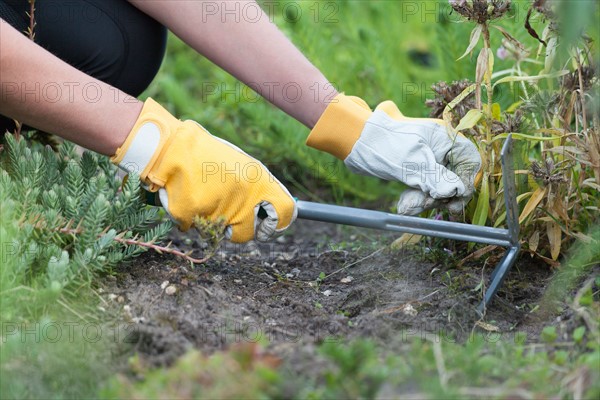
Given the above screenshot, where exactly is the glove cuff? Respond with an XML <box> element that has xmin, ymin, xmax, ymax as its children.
<box><xmin>110</xmin><ymin>98</ymin><xmax>179</xmax><ymax>186</ymax></box>
<box><xmin>306</xmin><ymin>93</ymin><xmax>372</xmax><ymax>160</ymax></box>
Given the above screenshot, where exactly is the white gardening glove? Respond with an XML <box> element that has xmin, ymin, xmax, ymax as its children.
<box><xmin>306</xmin><ymin>94</ymin><xmax>481</xmax><ymax>215</ymax></box>
<box><xmin>374</xmin><ymin>101</ymin><xmax>481</xmax><ymax>215</ymax></box>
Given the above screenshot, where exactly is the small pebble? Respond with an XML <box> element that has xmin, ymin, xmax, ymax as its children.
<box><xmin>402</xmin><ymin>304</ymin><xmax>418</xmax><ymax>317</ymax></box>
<box><xmin>249</xmin><ymin>249</ymin><xmax>261</xmax><ymax>257</ymax></box>
<box><xmin>340</xmin><ymin>276</ymin><xmax>354</xmax><ymax>284</ymax></box>
<box><xmin>285</xmin><ymin>268</ymin><xmax>300</xmax><ymax>278</ymax></box>
<box><xmin>160</xmin><ymin>281</ymin><xmax>170</xmax><ymax>290</ymax></box>
<box><xmin>108</xmin><ymin>294</ymin><xmax>118</xmax><ymax>301</ymax></box>
<box><xmin>322</xmin><ymin>290</ymin><xmax>332</xmax><ymax>297</ymax></box>
<box><xmin>165</xmin><ymin>285</ymin><xmax>177</xmax><ymax>295</ymax></box>
<box><xmin>234</xmin><ymin>279</ymin><xmax>243</xmax><ymax>284</ymax></box>
<box><xmin>117</xmin><ymin>296</ymin><xmax>125</xmax><ymax>303</ymax></box>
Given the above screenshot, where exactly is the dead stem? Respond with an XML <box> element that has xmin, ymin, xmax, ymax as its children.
<box><xmin>323</xmin><ymin>247</ymin><xmax>384</xmax><ymax>281</ymax></box>
<box><xmin>482</xmin><ymin>23</ymin><xmax>494</xmax><ymax>143</ymax></box>
<box><xmin>27</xmin><ymin>0</ymin><xmax>36</xmax><ymax>40</ymax></box>
<box><xmin>54</xmin><ymin>224</ymin><xmax>212</xmax><ymax>265</ymax></box>
<box><xmin>113</xmin><ymin>236</ymin><xmax>211</xmax><ymax>265</ymax></box>
<box><xmin>432</xmin><ymin>340</ymin><xmax>449</xmax><ymax>389</ymax></box>
<box><xmin>576</xmin><ymin>56</ymin><xmax>588</xmax><ymax>132</ymax></box>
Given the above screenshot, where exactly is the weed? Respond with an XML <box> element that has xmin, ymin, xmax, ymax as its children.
<box><xmin>431</xmin><ymin>0</ymin><xmax>599</xmax><ymax>263</ymax></box>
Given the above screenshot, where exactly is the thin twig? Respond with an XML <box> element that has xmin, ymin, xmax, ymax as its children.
<box><xmin>49</xmin><ymin>223</ymin><xmax>212</xmax><ymax>265</ymax></box>
<box><xmin>432</xmin><ymin>340</ymin><xmax>449</xmax><ymax>389</ymax></box>
<box><xmin>576</xmin><ymin>55</ymin><xmax>588</xmax><ymax>132</ymax></box>
<box><xmin>0</xmin><ymin>285</ymin><xmax>36</xmax><ymax>296</ymax></box>
<box><xmin>57</xmin><ymin>298</ymin><xmax>88</xmax><ymax>322</ymax></box>
<box><xmin>27</xmin><ymin>0</ymin><xmax>36</xmax><ymax>40</ymax></box>
<box><xmin>377</xmin><ymin>290</ymin><xmax>440</xmax><ymax>315</ymax></box>
<box><xmin>112</xmin><ymin>236</ymin><xmax>211</xmax><ymax>264</ymax></box>
<box><xmin>322</xmin><ymin>247</ymin><xmax>384</xmax><ymax>281</ymax></box>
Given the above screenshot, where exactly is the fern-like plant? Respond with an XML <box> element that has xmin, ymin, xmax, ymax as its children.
<box><xmin>0</xmin><ymin>133</ymin><xmax>173</xmax><ymax>292</ymax></box>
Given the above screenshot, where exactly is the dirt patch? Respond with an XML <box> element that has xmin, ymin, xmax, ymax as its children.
<box><xmin>108</xmin><ymin>219</ymin><xmax>557</xmax><ymax>368</ymax></box>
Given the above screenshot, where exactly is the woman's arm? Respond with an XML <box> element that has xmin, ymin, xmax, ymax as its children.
<box><xmin>0</xmin><ymin>19</ymin><xmax>141</xmax><ymax>155</ymax></box>
<box><xmin>127</xmin><ymin>0</ymin><xmax>337</xmax><ymax>128</ymax></box>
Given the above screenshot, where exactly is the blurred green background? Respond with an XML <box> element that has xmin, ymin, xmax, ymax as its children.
<box><xmin>141</xmin><ymin>0</ymin><xmax>578</xmax><ymax>205</ymax></box>
<box><xmin>144</xmin><ymin>0</ymin><xmax>473</xmax><ymax>204</ymax></box>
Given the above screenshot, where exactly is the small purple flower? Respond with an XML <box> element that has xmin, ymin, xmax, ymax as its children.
<box><xmin>497</xmin><ymin>46</ymin><xmax>509</xmax><ymax>60</ymax></box>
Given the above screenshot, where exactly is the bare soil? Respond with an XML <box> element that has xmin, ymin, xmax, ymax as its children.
<box><xmin>106</xmin><ymin>218</ymin><xmax>560</xmax><ymax>371</ymax></box>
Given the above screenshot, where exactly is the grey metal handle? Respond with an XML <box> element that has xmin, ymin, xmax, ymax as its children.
<box><xmin>296</xmin><ymin>200</ymin><xmax>513</xmax><ymax>247</ymax></box>
<box><xmin>295</xmin><ymin>134</ymin><xmax>520</xmax><ymax>314</ymax></box>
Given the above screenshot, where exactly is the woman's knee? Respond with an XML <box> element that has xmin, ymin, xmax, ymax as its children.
<box><xmin>1</xmin><ymin>0</ymin><xmax>167</xmax><ymax>97</ymax></box>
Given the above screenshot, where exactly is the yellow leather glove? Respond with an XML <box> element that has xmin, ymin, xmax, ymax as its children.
<box><xmin>306</xmin><ymin>94</ymin><xmax>481</xmax><ymax>215</ymax></box>
<box><xmin>111</xmin><ymin>98</ymin><xmax>297</xmax><ymax>243</ymax></box>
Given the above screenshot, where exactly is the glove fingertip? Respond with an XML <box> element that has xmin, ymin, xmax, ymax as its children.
<box><xmin>375</xmin><ymin>100</ymin><xmax>405</xmax><ymax>119</ymax></box>
<box><xmin>271</xmin><ymin>197</ymin><xmax>298</xmax><ymax>231</ymax></box>
<box><xmin>397</xmin><ymin>190</ymin><xmax>428</xmax><ymax>215</ymax></box>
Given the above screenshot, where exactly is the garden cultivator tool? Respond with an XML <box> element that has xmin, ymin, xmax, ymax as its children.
<box><xmin>296</xmin><ymin>135</ymin><xmax>520</xmax><ymax>314</ymax></box>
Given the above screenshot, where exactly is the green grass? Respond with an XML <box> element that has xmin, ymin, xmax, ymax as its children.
<box><xmin>142</xmin><ymin>0</ymin><xmax>579</xmax><ymax>206</ymax></box>
<box><xmin>102</xmin><ymin>327</ymin><xmax>600</xmax><ymax>399</ymax></box>
<box><xmin>142</xmin><ymin>1</ymin><xmax>459</xmax><ymax>204</ymax></box>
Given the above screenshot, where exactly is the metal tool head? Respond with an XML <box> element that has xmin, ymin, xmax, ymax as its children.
<box><xmin>297</xmin><ymin>134</ymin><xmax>520</xmax><ymax>314</ymax></box>
<box><xmin>502</xmin><ymin>134</ymin><xmax>520</xmax><ymax>246</ymax></box>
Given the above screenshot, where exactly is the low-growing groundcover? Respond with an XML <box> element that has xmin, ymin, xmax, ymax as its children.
<box><xmin>1</xmin><ymin>0</ymin><xmax>599</xmax><ymax>398</ymax></box>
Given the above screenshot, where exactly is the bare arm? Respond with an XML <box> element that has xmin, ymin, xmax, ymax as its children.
<box><xmin>0</xmin><ymin>19</ymin><xmax>141</xmax><ymax>155</ymax></box>
<box><xmin>128</xmin><ymin>0</ymin><xmax>337</xmax><ymax>128</ymax></box>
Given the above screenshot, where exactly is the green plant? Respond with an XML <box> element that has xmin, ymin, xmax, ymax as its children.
<box><xmin>307</xmin><ymin>340</ymin><xmax>388</xmax><ymax>399</ymax></box>
<box><xmin>101</xmin><ymin>344</ymin><xmax>282</xmax><ymax>399</ymax></box>
<box><xmin>0</xmin><ymin>134</ymin><xmax>172</xmax><ymax>310</ymax></box>
<box><xmin>429</xmin><ymin>0</ymin><xmax>599</xmax><ymax>263</ymax></box>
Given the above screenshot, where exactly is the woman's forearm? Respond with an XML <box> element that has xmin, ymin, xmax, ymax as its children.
<box><xmin>128</xmin><ymin>0</ymin><xmax>337</xmax><ymax>128</ymax></box>
<box><xmin>0</xmin><ymin>19</ymin><xmax>141</xmax><ymax>155</ymax></box>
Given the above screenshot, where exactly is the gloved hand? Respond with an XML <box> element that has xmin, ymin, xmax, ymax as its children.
<box><xmin>375</xmin><ymin>101</ymin><xmax>481</xmax><ymax>215</ymax></box>
<box><xmin>306</xmin><ymin>94</ymin><xmax>481</xmax><ymax>215</ymax></box>
<box><xmin>111</xmin><ymin>98</ymin><xmax>297</xmax><ymax>243</ymax></box>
